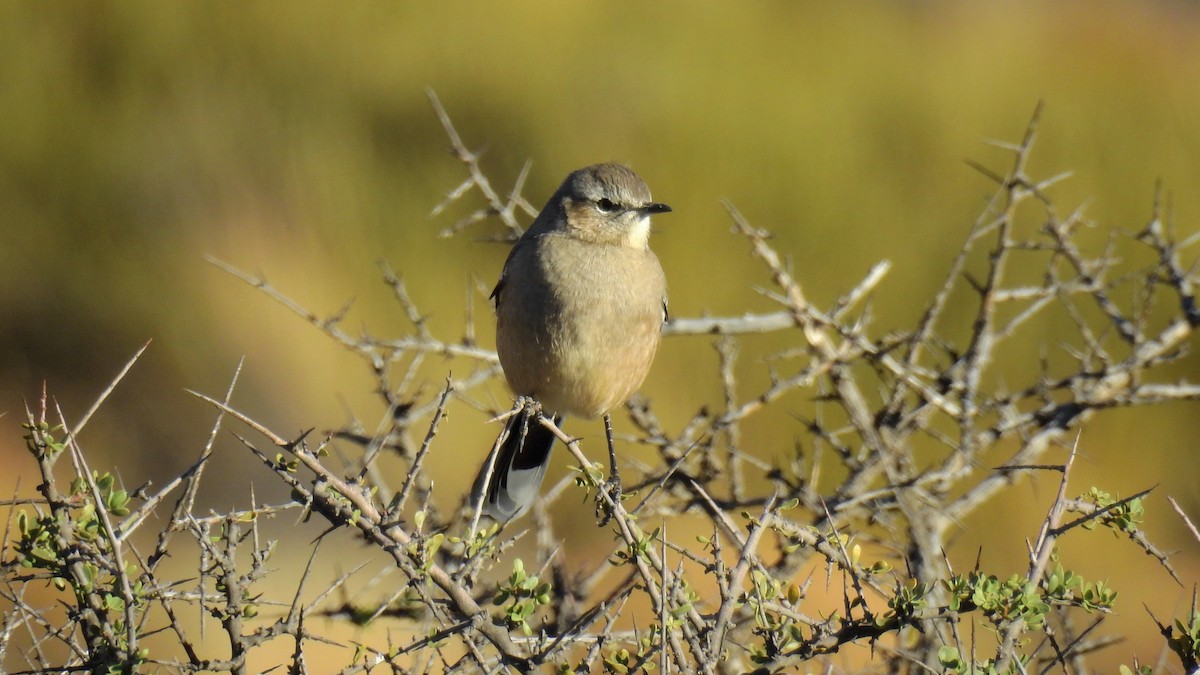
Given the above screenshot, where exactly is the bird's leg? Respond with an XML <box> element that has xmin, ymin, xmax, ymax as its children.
<box><xmin>513</xmin><ymin>395</ymin><xmax>542</xmax><ymax>450</ymax></box>
<box><xmin>595</xmin><ymin>413</ymin><xmax>622</xmax><ymax>524</ymax></box>
<box><xmin>604</xmin><ymin>413</ymin><xmax>621</xmax><ymax>491</ymax></box>
<box><xmin>518</xmin><ymin>396</ymin><xmax>533</xmax><ymax>450</ymax></box>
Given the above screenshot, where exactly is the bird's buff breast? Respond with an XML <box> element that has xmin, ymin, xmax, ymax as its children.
<box><xmin>496</xmin><ymin>236</ymin><xmax>665</xmax><ymax>419</ymax></box>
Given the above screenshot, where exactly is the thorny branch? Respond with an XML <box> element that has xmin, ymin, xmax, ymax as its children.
<box><xmin>4</xmin><ymin>101</ymin><xmax>1200</xmax><ymax>674</ymax></box>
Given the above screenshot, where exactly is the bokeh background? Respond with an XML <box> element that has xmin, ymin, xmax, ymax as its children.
<box><xmin>3</xmin><ymin>2</ymin><xmax>1199</xmax><ymax>670</ymax></box>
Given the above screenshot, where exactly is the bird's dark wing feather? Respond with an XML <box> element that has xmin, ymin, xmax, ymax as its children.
<box><xmin>490</xmin><ymin>276</ymin><xmax>505</xmax><ymax>310</ymax></box>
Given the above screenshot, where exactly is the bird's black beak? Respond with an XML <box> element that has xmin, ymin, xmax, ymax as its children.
<box><xmin>642</xmin><ymin>202</ymin><xmax>672</xmax><ymax>215</ymax></box>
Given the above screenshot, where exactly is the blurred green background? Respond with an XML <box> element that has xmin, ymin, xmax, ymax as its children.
<box><xmin>2</xmin><ymin>2</ymin><xmax>1199</xmax><ymax>668</ymax></box>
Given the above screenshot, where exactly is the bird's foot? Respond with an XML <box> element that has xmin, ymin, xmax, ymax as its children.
<box><xmin>595</xmin><ymin>472</ymin><xmax>623</xmax><ymax>526</ymax></box>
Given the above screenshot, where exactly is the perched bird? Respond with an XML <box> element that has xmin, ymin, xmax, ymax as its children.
<box><xmin>474</xmin><ymin>163</ymin><xmax>670</xmax><ymax>521</ymax></box>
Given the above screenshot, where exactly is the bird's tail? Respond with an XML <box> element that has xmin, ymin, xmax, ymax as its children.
<box><xmin>474</xmin><ymin>408</ymin><xmax>561</xmax><ymax>521</ymax></box>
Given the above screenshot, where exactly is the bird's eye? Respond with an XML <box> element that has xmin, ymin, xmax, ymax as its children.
<box><xmin>595</xmin><ymin>198</ymin><xmax>619</xmax><ymax>213</ymax></box>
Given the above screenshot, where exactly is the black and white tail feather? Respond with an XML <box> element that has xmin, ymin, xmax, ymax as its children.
<box><xmin>473</xmin><ymin>407</ymin><xmax>562</xmax><ymax>521</ymax></box>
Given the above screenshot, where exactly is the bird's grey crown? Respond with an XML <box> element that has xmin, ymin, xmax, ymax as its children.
<box><xmin>561</xmin><ymin>163</ymin><xmax>653</xmax><ymax>207</ymax></box>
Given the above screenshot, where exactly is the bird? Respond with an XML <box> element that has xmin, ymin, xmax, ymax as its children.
<box><xmin>473</xmin><ymin>163</ymin><xmax>670</xmax><ymax>521</ymax></box>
